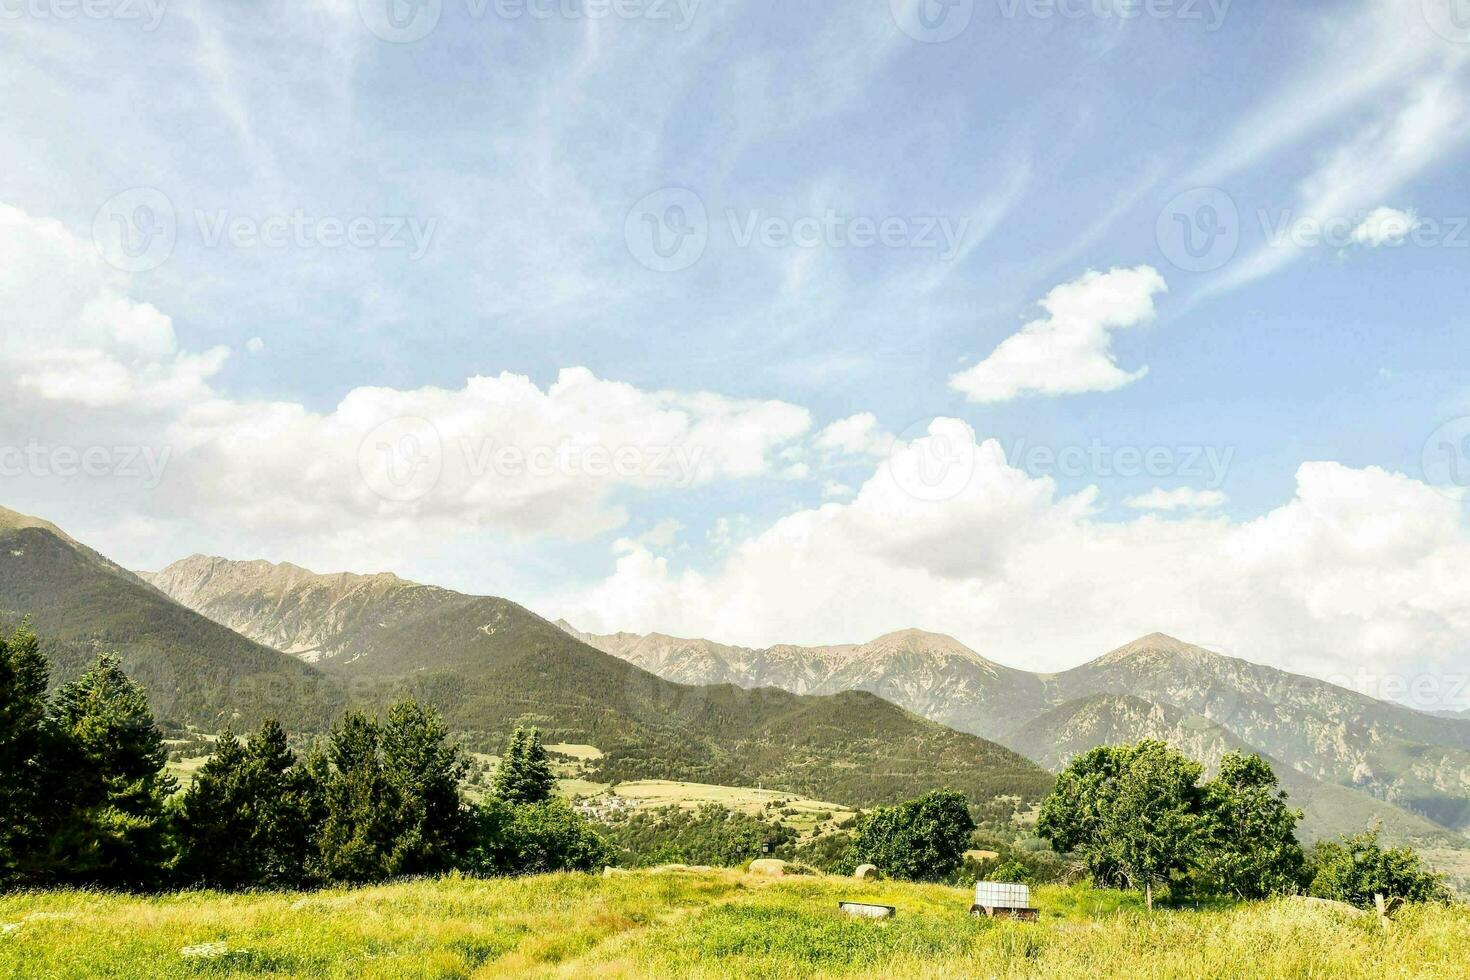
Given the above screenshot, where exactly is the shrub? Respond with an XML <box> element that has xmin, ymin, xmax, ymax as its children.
<box><xmin>1308</xmin><ymin>828</ymin><xmax>1450</xmax><ymax>908</ymax></box>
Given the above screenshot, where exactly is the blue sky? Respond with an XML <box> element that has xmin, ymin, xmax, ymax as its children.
<box><xmin>2</xmin><ymin>0</ymin><xmax>1469</xmax><ymax>696</ymax></box>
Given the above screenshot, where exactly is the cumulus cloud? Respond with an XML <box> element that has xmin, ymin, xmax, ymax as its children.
<box><xmin>558</xmin><ymin>419</ymin><xmax>1470</xmax><ymax>682</ymax></box>
<box><xmin>0</xmin><ymin>204</ymin><xmax>229</xmax><ymax>409</ymax></box>
<box><xmin>949</xmin><ymin>266</ymin><xmax>1167</xmax><ymax>403</ymax></box>
<box><xmin>814</xmin><ymin>413</ymin><xmax>895</xmax><ymax>457</ymax></box>
<box><xmin>1351</xmin><ymin>206</ymin><xmax>1421</xmax><ymax>247</ymax></box>
<box><xmin>0</xmin><ymin>201</ymin><xmax>812</xmax><ymax>552</ymax></box>
<box><xmin>1125</xmin><ymin>487</ymin><xmax>1228</xmax><ymax>511</ymax></box>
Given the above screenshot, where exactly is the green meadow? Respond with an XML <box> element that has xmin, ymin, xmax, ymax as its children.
<box><xmin>4</xmin><ymin>869</ymin><xmax>1466</xmax><ymax>979</ymax></box>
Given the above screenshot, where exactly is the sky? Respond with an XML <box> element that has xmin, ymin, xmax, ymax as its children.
<box><xmin>2</xmin><ymin>0</ymin><xmax>1469</xmax><ymax>705</ymax></box>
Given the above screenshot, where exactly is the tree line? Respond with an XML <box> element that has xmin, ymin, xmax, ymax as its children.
<box><xmin>0</xmin><ymin>625</ymin><xmax>607</xmax><ymax>890</ymax></box>
<box><xmin>1038</xmin><ymin>740</ymin><xmax>1450</xmax><ymax>910</ymax></box>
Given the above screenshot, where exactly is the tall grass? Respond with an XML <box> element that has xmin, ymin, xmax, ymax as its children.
<box><xmin>2</xmin><ymin>870</ymin><xmax>1465</xmax><ymax>978</ymax></box>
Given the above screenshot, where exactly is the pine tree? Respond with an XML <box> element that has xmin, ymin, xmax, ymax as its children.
<box><xmin>381</xmin><ymin>699</ymin><xmax>469</xmax><ymax>875</ymax></box>
<box><xmin>316</xmin><ymin>711</ymin><xmax>399</xmax><ymax>883</ymax></box>
<box><xmin>0</xmin><ymin>621</ymin><xmax>53</xmax><ymax>883</ymax></box>
<box><xmin>491</xmin><ymin>726</ymin><xmax>555</xmax><ymax>805</ymax></box>
<box><xmin>174</xmin><ymin>719</ymin><xmax>317</xmax><ymax>888</ymax></box>
<box><xmin>47</xmin><ymin>652</ymin><xmax>176</xmax><ymax>888</ymax></box>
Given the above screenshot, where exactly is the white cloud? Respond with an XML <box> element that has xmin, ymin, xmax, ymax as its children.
<box><xmin>246</xmin><ymin>336</ymin><xmax>266</xmax><ymax>354</ymax></box>
<box><xmin>949</xmin><ymin>266</ymin><xmax>1168</xmax><ymax>403</ymax></box>
<box><xmin>814</xmin><ymin>413</ymin><xmax>895</xmax><ymax>458</ymax></box>
<box><xmin>1351</xmin><ymin>206</ymin><xmax>1421</xmax><ymax>247</ymax></box>
<box><xmin>559</xmin><ymin>419</ymin><xmax>1470</xmax><ymax>682</ymax></box>
<box><xmin>160</xmin><ymin>368</ymin><xmax>811</xmax><ymax>542</ymax></box>
<box><xmin>0</xmin><ymin>200</ymin><xmax>812</xmax><ymax>554</ymax></box>
<box><xmin>0</xmin><ymin>204</ymin><xmax>229</xmax><ymax>410</ymax></box>
<box><xmin>1125</xmin><ymin>487</ymin><xmax>1228</xmax><ymax>511</ymax></box>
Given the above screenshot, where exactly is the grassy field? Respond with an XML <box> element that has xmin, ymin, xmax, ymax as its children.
<box><xmin>592</xmin><ymin>780</ymin><xmax>857</xmax><ymax>832</ymax></box>
<box><xmin>3</xmin><ymin>870</ymin><xmax>1467</xmax><ymax>978</ymax></box>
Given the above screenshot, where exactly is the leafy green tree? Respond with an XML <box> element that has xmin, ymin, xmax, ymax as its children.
<box><xmin>1196</xmin><ymin>752</ymin><xmax>1306</xmax><ymax>899</ymax></box>
<box><xmin>600</xmin><ymin>803</ymin><xmax>796</xmax><ymax>868</ymax></box>
<box><xmin>46</xmin><ymin>652</ymin><xmax>177</xmax><ymax>888</ymax></box>
<box><xmin>173</xmin><ymin>720</ymin><xmax>317</xmax><ymax>888</ymax></box>
<box><xmin>1307</xmin><ymin>828</ymin><xmax>1450</xmax><ymax>908</ymax></box>
<box><xmin>468</xmin><ymin>797</ymin><xmax>610</xmax><ymax>876</ymax></box>
<box><xmin>492</xmin><ymin>726</ymin><xmax>556</xmax><ymax>805</ymax></box>
<box><xmin>1040</xmin><ymin>741</ymin><xmax>1205</xmax><ymax>909</ymax></box>
<box><xmin>849</xmin><ymin>790</ymin><xmax>975</xmax><ymax>882</ymax></box>
<box><xmin>0</xmin><ymin>622</ymin><xmax>53</xmax><ymax>884</ymax></box>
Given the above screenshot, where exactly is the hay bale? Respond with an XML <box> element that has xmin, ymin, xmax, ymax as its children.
<box><xmin>854</xmin><ymin>864</ymin><xmax>879</xmax><ymax>880</ymax></box>
<box><xmin>749</xmin><ymin>859</ymin><xmax>787</xmax><ymax>877</ymax></box>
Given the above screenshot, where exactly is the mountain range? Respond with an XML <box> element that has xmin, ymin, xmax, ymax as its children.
<box><xmin>0</xmin><ymin>512</ymin><xmax>1050</xmax><ymax>813</ymax></box>
<box><xmin>560</xmin><ymin>624</ymin><xmax>1470</xmax><ymax>843</ymax></box>
<box><xmin>8</xmin><ymin>502</ymin><xmax>1468</xmax><ymax>862</ymax></box>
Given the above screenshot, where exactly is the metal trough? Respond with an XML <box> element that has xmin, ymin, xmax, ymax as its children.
<box><xmin>838</xmin><ymin>901</ymin><xmax>896</xmax><ymax>919</ymax></box>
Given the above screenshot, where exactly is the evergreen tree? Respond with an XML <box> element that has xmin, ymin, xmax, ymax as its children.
<box><xmin>173</xmin><ymin>720</ymin><xmax>317</xmax><ymax>888</ymax></box>
<box><xmin>491</xmin><ymin>726</ymin><xmax>556</xmax><ymax>805</ymax></box>
<box><xmin>381</xmin><ymin>699</ymin><xmax>469</xmax><ymax>875</ymax></box>
<box><xmin>316</xmin><ymin>710</ymin><xmax>401</xmax><ymax>883</ymax></box>
<box><xmin>1197</xmin><ymin>752</ymin><xmax>1306</xmax><ymax>899</ymax></box>
<box><xmin>0</xmin><ymin>621</ymin><xmax>53</xmax><ymax>883</ymax></box>
<box><xmin>47</xmin><ymin>652</ymin><xmax>176</xmax><ymax>888</ymax></box>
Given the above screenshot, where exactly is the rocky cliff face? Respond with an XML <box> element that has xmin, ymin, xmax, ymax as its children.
<box><xmin>562</xmin><ymin>624</ymin><xmax>1046</xmax><ymax>738</ymax></box>
<box><xmin>142</xmin><ymin>555</ymin><xmax>459</xmax><ymax>663</ymax></box>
